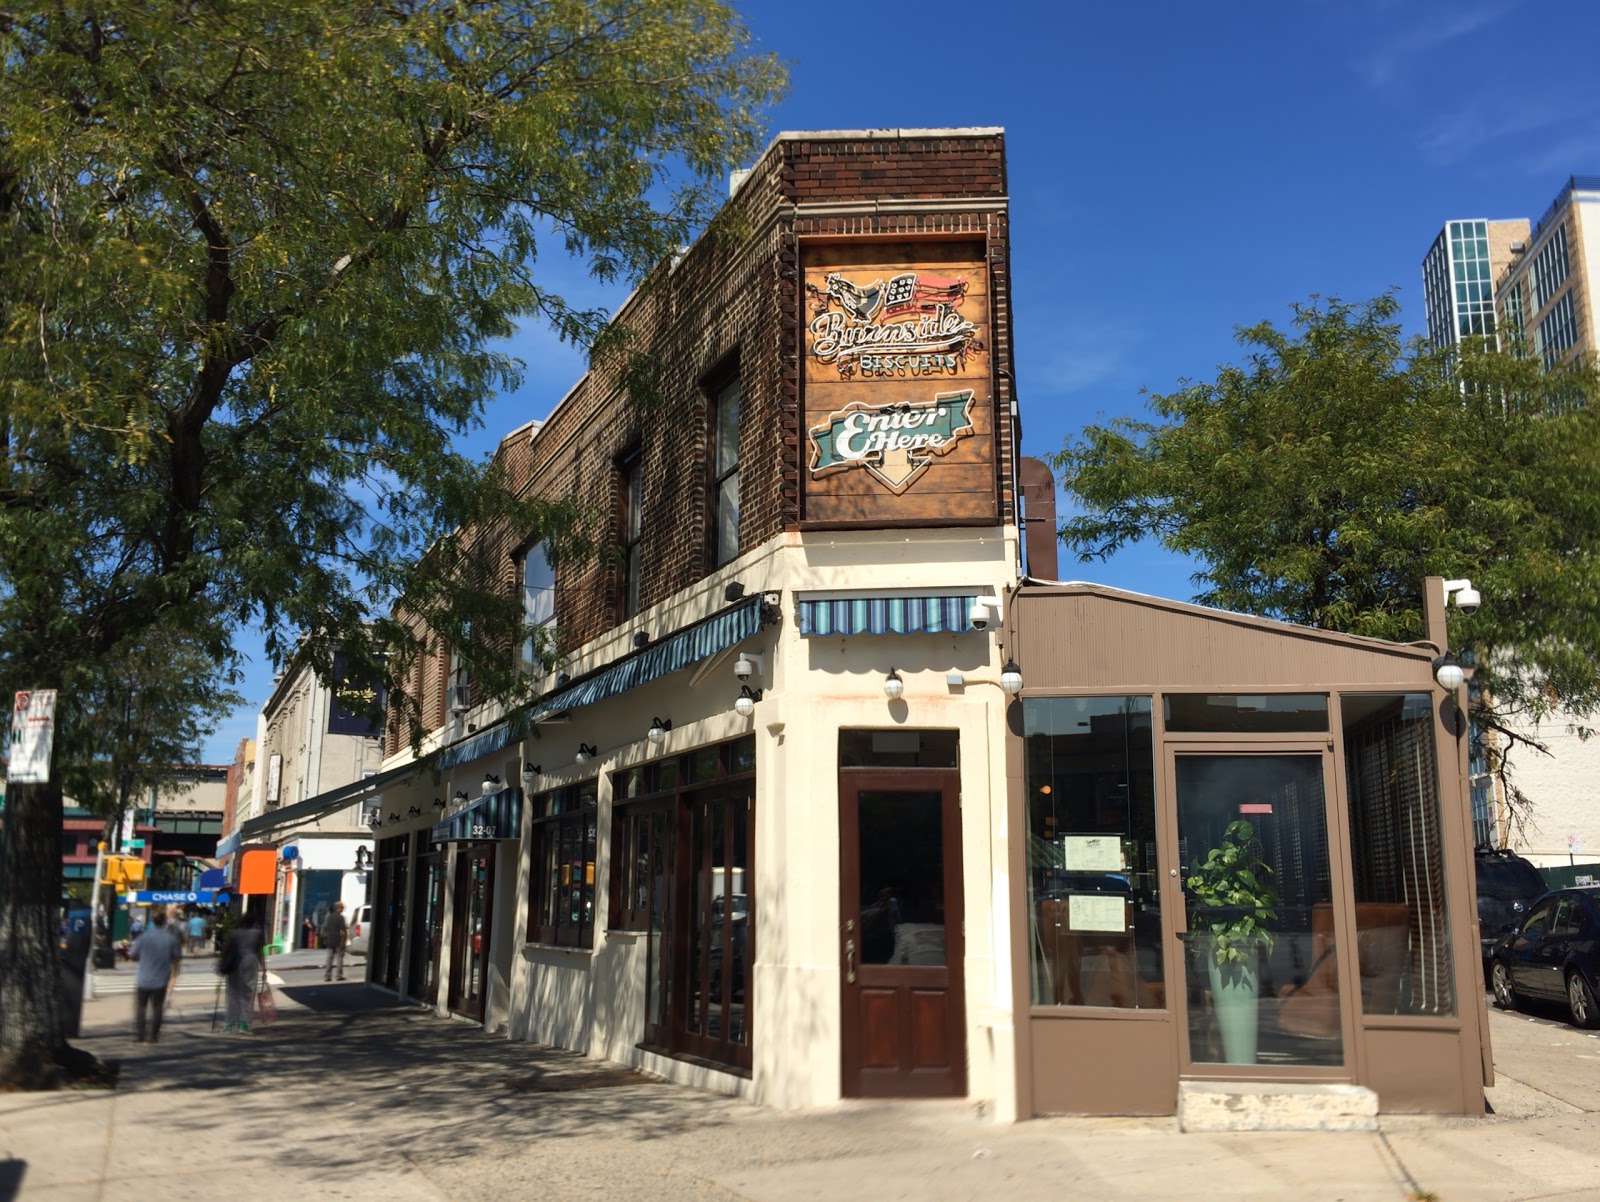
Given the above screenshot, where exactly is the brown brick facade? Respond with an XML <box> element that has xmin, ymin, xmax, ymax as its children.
<box><xmin>387</xmin><ymin>130</ymin><xmax>1015</xmax><ymax>755</ymax></box>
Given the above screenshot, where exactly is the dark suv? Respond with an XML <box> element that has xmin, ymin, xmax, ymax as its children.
<box><xmin>1475</xmin><ymin>847</ymin><xmax>1549</xmax><ymax>962</ymax></box>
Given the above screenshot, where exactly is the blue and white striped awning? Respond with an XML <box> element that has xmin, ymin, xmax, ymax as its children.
<box><xmin>430</xmin><ymin>596</ymin><xmax>764</xmax><ymax>771</ymax></box>
<box><xmin>431</xmin><ymin>786</ymin><xmax>523</xmax><ymax>843</ymax></box>
<box><xmin>533</xmin><ymin>596</ymin><xmax>762</xmax><ymax>714</ymax></box>
<box><xmin>433</xmin><ymin>713</ymin><xmax>531</xmax><ymax>772</ymax></box>
<box><xmin>798</xmin><ymin>595</ymin><xmax>978</xmax><ymax>637</ymax></box>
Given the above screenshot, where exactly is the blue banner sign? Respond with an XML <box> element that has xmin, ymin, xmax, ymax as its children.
<box><xmin>131</xmin><ymin>889</ymin><xmax>225</xmax><ymax>905</ymax></box>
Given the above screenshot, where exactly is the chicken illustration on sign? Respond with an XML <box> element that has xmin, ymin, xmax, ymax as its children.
<box><xmin>808</xmin><ymin>391</ymin><xmax>976</xmax><ymax>494</ymax></box>
<box><xmin>806</xmin><ymin>271</ymin><xmax>980</xmax><ymax>377</ymax></box>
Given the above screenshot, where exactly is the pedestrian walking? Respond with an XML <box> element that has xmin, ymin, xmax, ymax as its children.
<box><xmin>187</xmin><ymin>912</ymin><xmax>206</xmax><ymax>954</ymax></box>
<box><xmin>320</xmin><ymin>901</ymin><xmax>349</xmax><ymax>981</ymax></box>
<box><xmin>219</xmin><ymin>913</ymin><xmax>265</xmax><ymax>1034</ymax></box>
<box><xmin>130</xmin><ymin>910</ymin><xmax>183</xmax><ymax>1043</ymax></box>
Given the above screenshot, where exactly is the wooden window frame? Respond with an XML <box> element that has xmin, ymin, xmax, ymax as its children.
<box><xmin>609</xmin><ymin>798</ymin><xmax>670</xmax><ymax>932</ymax></box>
<box><xmin>526</xmin><ymin>781</ymin><xmax>598</xmax><ymax>948</ymax></box>
<box><xmin>618</xmin><ymin>451</ymin><xmax>643</xmax><ymax>620</ymax></box>
<box><xmin>708</xmin><ymin>365</ymin><xmax>742</xmax><ymax>568</ymax></box>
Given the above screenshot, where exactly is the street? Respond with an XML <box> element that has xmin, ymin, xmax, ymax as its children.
<box><xmin>0</xmin><ymin>967</ymin><xmax>1596</xmax><ymax>1202</ymax></box>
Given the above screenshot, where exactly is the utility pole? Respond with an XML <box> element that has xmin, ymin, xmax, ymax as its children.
<box><xmin>84</xmin><ymin>841</ymin><xmax>108</xmax><ymax>1002</ymax></box>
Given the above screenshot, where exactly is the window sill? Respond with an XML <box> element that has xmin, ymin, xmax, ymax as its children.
<box><xmin>521</xmin><ymin>941</ymin><xmax>594</xmax><ymax>959</ymax></box>
<box><xmin>605</xmin><ymin>928</ymin><xmax>648</xmax><ymax>938</ymax></box>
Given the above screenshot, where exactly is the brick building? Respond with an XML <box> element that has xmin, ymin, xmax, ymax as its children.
<box><xmin>231</xmin><ymin>126</ymin><xmax>1031</xmax><ymax>1111</ymax></box>
<box><xmin>225</xmin><ymin>128</ymin><xmax>1486</xmax><ymax>1121</ymax></box>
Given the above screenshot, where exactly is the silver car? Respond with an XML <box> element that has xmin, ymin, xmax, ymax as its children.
<box><xmin>346</xmin><ymin>904</ymin><xmax>372</xmax><ymax>956</ymax></box>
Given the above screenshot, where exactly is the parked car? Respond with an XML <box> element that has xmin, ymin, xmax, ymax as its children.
<box><xmin>346</xmin><ymin>904</ymin><xmax>372</xmax><ymax>956</ymax></box>
<box><xmin>1475</xmin><ymin>847</ymin><xmax>1548</xmax><ymax>962</ymax></box>
<box><xmin>1490</xmin><ymin>885</ymin><xmax>1600</xmax><ymax>1029</ymax></box>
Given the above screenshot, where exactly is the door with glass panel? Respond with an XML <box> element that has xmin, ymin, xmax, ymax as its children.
<box><xmin>839</xmin><ymin>766</ymin><xmax>966</xmax><ymax>1098</ymax></box>
<box><xmin>408</xmin><ymin>849</ymin><xmax>446</xmax><ymax>1005</ymax></box>
<box><xmin>1172</xmin><ymin>750</ymin><xmax>1349</xmax><ymax>1069</ymax></box>
<box><xmin>668</xmin><ymin>783</ymin><xmax>753</xmax><ymax>1069</ymax></box>
<box><xmin>448</xmin><ymin>843</ymin><xmax>495</xmax><ymax>1021</ymax></box>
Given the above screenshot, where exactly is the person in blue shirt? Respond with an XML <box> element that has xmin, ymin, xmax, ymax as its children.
<box><xmin>130</xmin><ymin>910</ymin><xmax>183</xmax><ymax>1043</ymax></box>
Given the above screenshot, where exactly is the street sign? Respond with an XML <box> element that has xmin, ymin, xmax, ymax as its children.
<box><xmin>8</xmin><ymin>690</ymin><xmax>57</xmax><ymax>784</ymax></box>
<box><xmin>126</xmin><ymin>838</ymin><xmax>146</xmax><ymax>849</ymax></box>
<box><xmin>130</xmin><ymin>889</ymin><xmax>224</xmax><ymax>905</ymax></box>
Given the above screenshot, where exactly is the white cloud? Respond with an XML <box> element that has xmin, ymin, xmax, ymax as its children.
<box><xmin>1019</xmin><ymin>320</ymin><xmax>1144</xmax><ymax>400</ymax></box>
<box><xmin>1417</xmin><ymin>94</ymin><xmax>1569</xmax><ymax>166</ymax></box>
<box><xmin>1357</xmin><ymin>2</ymin><xmax>1517</xmax><ymax>89</ymax></box>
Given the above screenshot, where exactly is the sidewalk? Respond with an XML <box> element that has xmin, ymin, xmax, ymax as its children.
<box><xmin>1</xmin><ymin>974</ymin><xmax>1596</xmax><ymax>1201</ymax></box>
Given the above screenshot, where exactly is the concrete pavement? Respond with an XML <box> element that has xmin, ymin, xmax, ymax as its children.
<box><xmin>1</xmin><ymin>963</ymin><xmax>1597</xmax><ymax>1201</ymax></box>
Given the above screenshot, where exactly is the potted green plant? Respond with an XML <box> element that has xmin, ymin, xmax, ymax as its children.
<box><xmin>1186</xmin><ymin>819</ymin><xmax>1278</xmax><ymax>1064</ymax></box>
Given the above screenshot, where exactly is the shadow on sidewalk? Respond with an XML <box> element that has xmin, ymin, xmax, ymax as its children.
<box><xmin>69</xmin><ymin>975</ymin><xmax>756</xmax><ymax>1184</ymax></box>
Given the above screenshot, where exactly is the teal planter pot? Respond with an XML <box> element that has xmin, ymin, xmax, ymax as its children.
<box><xmin>1207</xmin><ymin>957</ymin><xmax>1260</xmax><ymax>1064</ymax></box>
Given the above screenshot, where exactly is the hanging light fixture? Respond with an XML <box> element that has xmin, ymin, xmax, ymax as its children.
<box><xmin>1432</xmin><ymin>653</ymin><xmax>1465</xmax><ymax>691</ymax></box>
<box><xmin>451</xmin><ymin>790</ymin><xmax>469</xmax><ymax>806</ymax></box>
<box><xmin>883</xmin><ymin>668</ymin><xmax>904</xmax><ymax>701</ymax></box>
<box><xmin>999</xmin><ymin>659</ymin><xmax>1024</xmax><ymax>696</ymax></box>
<box><xmin>575</xmin><ymin>742</ymin><xmax>597</xmax><ymax>764</ymax></box>
<box><xmin>522</xmin><ymin>761</ymin><xmax>541</xmax><ymax>778</ymax></box>
<box><xmin>734</xmin><ymin>685</ymin><xmax>763</xmax><ymax>717</ymax></box>
<box><xmin>481</xmin><ymin>773</ymin><xmax>500</xmax><ymax>796</ymax></box>
<box><xmin>647</xmin><ymin>717</ymin><xmax>671</xmax><ymax>745</ymax></box>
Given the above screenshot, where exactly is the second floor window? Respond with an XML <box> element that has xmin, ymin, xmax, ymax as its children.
<box><xmin>519</xmin><ymin>542</ymin><xmax>555</xmax><ymax>675</ymax></box>
<box><xmin>712</xmin><ymin>375</ymin><xmax>741</xmax><ymax>566</ymax></box>
<box><xmin>620</xmin><ymin>454</ymin><xmax>642</xmax><ymax>618</ymax></box>
<box><xmin>448</xmin><ymin>623</ymin><xmax>472</xmax><ymax>716</ymax></box>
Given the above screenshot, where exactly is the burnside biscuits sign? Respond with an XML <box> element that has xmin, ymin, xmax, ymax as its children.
<box><xmin>802</xmin><ymin>251</ymin><xmax>994</xmax><ymax>522</ymax></box>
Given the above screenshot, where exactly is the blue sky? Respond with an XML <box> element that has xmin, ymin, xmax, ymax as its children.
<box><xmin>201</xmin><ymin>0</ymin><xmax>1600</xmax><ymax>761</ymax></box>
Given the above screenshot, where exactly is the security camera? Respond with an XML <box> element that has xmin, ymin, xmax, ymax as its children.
<box><xmin>1443</xmin><ymin>578</ymin><xmax>1481</xmax><ymax>616</ymax></box>
<box><xmin>734</xmin><ymin>655</ymin><xmax>753</xmax><ymax>681</ymax></box>
<box><xmin>968</xmin><ymin>600</ymin><xmax>990</xmax><ymax>631</ymax></box>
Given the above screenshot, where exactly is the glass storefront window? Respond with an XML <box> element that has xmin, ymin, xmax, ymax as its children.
<box><xmin>527</xmin><ymin>782</ymin><xmax>597</xmax><ymax>947</ymax></box>
<box><xmin>1342</xmin><ymin>693</ymin><xmax>1456</xmax><ymax>1017</ymax></box>
<box><xmin>1165</xmin><ymin>694</ymin><xmax>1329</xmax><ymax>733</ymax></box>
<box><xmin>1176</xmin><ymin>754</ymin><xmax>1342</xmax><ymax>1066</ymax></box>
<box><xmin>1023</xmin><ymin>697</ymin><xmax>1163</xmax><ymax>1009</ymax></box>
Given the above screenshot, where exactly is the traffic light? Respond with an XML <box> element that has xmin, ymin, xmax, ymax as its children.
<box><xmin>101</xmin><ymin>855</ymin><xmax>146</xmax><ymax>886</ymax></box>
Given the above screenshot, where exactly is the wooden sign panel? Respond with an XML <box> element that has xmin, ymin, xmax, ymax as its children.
<box><xmin>800</xmin><ymin>242</ymin><xmax>997</xmax><ymax>526</ymax></box>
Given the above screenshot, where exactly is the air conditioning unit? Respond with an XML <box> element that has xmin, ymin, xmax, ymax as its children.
<box><xmin>1510</xmin><ymin>241</ymin><xmax>1527</xmax><ymax>253</ymax></box>
<box><xmin>448</xmin><ymin>684</ymin><xmax>472</xmax><ymax>714</ymax></box>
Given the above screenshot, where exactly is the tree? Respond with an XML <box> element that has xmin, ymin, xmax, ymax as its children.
<box><xmin>1054</xmin><ymin>293</ymin><xmax>1600</xmax><ymax>777</ymax></box>
<box><xmin>0</xmin><ymin>0</ymin><xmax>783</xmax><ymax>1086</ymax></box>
<box><xmin>58</xmin><ymin>625</ymin><xmax>244</xmax><ymax>937</ymax></box>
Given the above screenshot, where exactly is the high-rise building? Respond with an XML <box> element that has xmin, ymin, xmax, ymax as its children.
<box><xmin>1420</xmin><ymin>217</ymin><xmax>1530</xmax><ymax>349</ymax></box>
<box><xmin>1494</xmin><ymin>176</ymin><xmax>1600</xmax><ymax>369</ymax></box>
<box><xmin>1422</xmin><ymin>179</ymin><xmax>1600</xmax><ymax>872</ymax></box>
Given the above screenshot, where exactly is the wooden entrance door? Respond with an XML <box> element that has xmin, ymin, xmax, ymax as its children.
<box><xmin>839</xmin><ymin>768</ymin><xmax>966</xmax><ymax>1097</ymax></box>
<box><xmin>408</xmin><ymin>850</ymin><xmax>446</xmax><ymax>1004</ymax></box>
<box><xmin>448</xmin><ymin>843</ymin><xmax>495</xmax><ymax>1021</ymax></box>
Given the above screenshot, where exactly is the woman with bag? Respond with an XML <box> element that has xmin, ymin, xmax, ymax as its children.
<box><xmin>219</xmin><ymin>913</ymin><xmax>264</xmax><ymax>1034</ymax></box>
